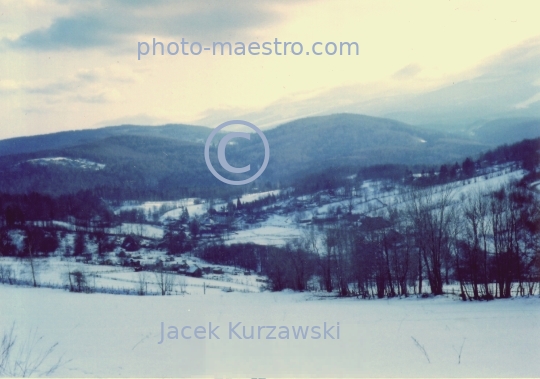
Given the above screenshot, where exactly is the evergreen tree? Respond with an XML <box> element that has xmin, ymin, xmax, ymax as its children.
<box><xmin>439</xmin><ymin>164</ymin><xmax>449</xmax><ymax>182</ymax></box>
<box><xmin>74</xmin><ymin>232</ymin><xmax>86</xmax><ymax>256</ymax></box>
<box><xmin>462</xmin><ymin>157</ymin><xmax>476</xmax><ymax>178</ymax></box>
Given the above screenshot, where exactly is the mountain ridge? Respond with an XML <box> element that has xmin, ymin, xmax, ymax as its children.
<box><xmin>0</xmin><ymin>113</ymin><xmax>538</xmax><ymax>199</ymax></box>
<box><xmin>0</xmin><ymin>123</ymin><xmax>214</xmax><ymax>157</ymax></box>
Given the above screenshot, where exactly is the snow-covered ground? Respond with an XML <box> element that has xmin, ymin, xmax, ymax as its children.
<box><xmin>50</xmin><ymin>221</ymin><xmax>164</xmax><ymax>239</ymax></box>
<box><xmin>159</xmin><ymin>190</ymin><xmax>280</xmax><ymax>221</ymax></box>
<box><xmin>24</xmin><ymin>157</ymin><xmax>105</xmax><ymax>170</ymax></box>
<box><xmin>1</xmin><ymin>285</ymin><xmax>538</xmax><ymax>377</ymax></box>
<box><xmin>224</xmin><ymin>168</ymin><xmax>526</xmax><ymax>247</ymax></box>
<box><xmin>0</xmin><ymin>256</ymin><xmax>265</xmax><ymax>295</ymax></box>
<box><xmin>1</xmin><ymin>166</ymin><xmax>537</xmax><ymax>377</ymax></box>
<box><xmin>107</xmin><ymin>223</ymin><xmax>164</xmax><ymax>239</ymax></box>
<box><xmin>26</xmin><ymin>168</ymin><xmax>528</xmax><ymax>252</ymax></box>
<box><xmin>161</xmin><ymin>200</ymin><xmax>208</xmax><ymax>220</ymax></box>
<box><xmin>530</xmin><ymin>179</ymin><xmax>540</xmax><ymax>192</ymax></box>
<box><xmin>115</xmin><ymin>190</ymin><xmax>281</xmax><ymax>222</ymax></box>
<box><xmin>225</xmin><ymin>214</ymin><xmax>305</xmax><ymax>246</ymax></box>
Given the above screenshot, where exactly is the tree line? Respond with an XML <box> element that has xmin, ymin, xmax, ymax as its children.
<box><xmin>291</xmin><ymin>138</ymin><xmax>540</xmax><ymax>194</ymax></box>
<box><xmin>0</xmin><ymin>191</ymin><xmax>113</xmax><ymax>228</ymax></box>
<box><xmin>199</xmin><ymin>179</ymin><xmax>539</xmax><ymax>299</ymax></box>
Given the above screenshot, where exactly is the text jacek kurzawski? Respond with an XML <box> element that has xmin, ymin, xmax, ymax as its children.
<box><xmin>157</xmin><ymin>321</ymin><xmax>341</xmax><ymax>343</ymax></box>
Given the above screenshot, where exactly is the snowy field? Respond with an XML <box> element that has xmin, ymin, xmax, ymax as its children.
<box><xmin>25</xmin><ymin>157</ymin><xmax>105</xmax><ymax>170</ymax></box>
<box><xmin>107</xmin><ymin>223</ymin><xmax>164</xmax><ymax>239</ymax></box>
<box><xmin>115</xmin><ymin>190</ymin><xmax>281</xmax><ymax>221</ymax></box>
<box><xmin>0</xmin><ymin>256</ymin><xmax>265</xmax><ymax>295</ymax></box>
<box><xmin>0</xmin><ymin>167</ymin><xmax>538</xmax><ymax>377</ymax></box>
<box><xmin>51</xmin><ymin>221</ymin><xmax>164</xmax><ymax>239</ymax></box>
<box><xmin>225</xmin><ymin>214</ymin><xmax>305</xmax><ymax>246</ymax></box>
<box><xmin>96</xmin><ymin>168</ymin><xmax>527</xmax><ymax>249</ymax></box>
<box><xmin>1</xmin><ymin>285</ymin><xmax>539</xmax><ymax>377</ymax></box>
<box><xmin>223</xmin><ymin>167</ymin><xmax>526</xmax><ymax>247</ymax></box>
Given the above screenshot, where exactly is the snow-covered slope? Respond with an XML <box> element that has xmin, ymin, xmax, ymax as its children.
<box><xmin>109</xmin><ymin>166</ymin><xmax>527</xmax><ymax>247</ymax></box>
<box><xmin>24</xmin><ymin>157</ymin><xmax>105</xmax><ymax>170</ymax></box>
<box><xmin>223</xmin><ymin>167</ymin><xmax>526</xmax><ymax>246</ymax></box>
<box><xmin>225</xmin><ymin>215</ymin><xmax>304</xmax><ymax>246</ymax></box>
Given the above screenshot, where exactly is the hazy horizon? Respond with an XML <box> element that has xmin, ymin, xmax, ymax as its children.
<box><xmin>1</xmin><ymin>1</ymin><xmax>540</xmax><ymax>140</ymax></box>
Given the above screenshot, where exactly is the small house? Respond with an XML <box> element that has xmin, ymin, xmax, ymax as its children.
<box><xmin>186</xmin><ymin>265</ymin><xmax>202</xmax><ymax>278</ymax></box>
<box><xmin>121</xmin><ymin>235</ymin><xmax>140</xmax><ymax>252</ymax></box>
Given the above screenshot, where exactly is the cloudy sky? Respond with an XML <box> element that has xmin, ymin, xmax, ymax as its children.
<box><xmin>1</xmin><ymin>0</ymin><xmax>539</xmax><ymax>139</ymax></box>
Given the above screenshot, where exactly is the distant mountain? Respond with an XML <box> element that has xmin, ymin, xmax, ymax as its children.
<box><xmin>233</xmin><ymin>113</ymin><xmax>488</xmax><ymax>179</ymax></box>
<box><xmin>0</xmin><ymin>113</ymin><xmax>537</xmax><ymax>199</ymax></box>
<box><xmin>470</xmin><ymin>117</ymin><xmax>540</xmax><ymax>146</ymax></box>
<box><xmin>0</xmin><ymin>135</ymin><xmax>221</xmax><ymax>200</ymax></box>
<box><xmin>0</xmin><ymin>124</ymin><xmax>213</xmax><ymax>157</ymax></box>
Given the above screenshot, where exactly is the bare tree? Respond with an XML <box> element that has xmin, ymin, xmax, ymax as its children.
<box><xmin>22</xmin><ymin>227</ymin><xmax>41</xmax><ymax>288</ymax></box>
<box><xmin>154</xmin><ymin>264</ymin><xmax>175</xmax><ymax>296</ymax></box>
<box><xmin>459</xmin><ymin>190</ymin><xmax>492</xmax><ymax>299</ymax></box>
<box><xmin>490</xmin><ymin>186</ymin><xmax>517</xmax><ymax>298</ymax></box>
<box><xmin>177</xmin><ymin>275</ymin><xmax>187</xmax><ymax>294</ymax></box>
<box><xmin>302</xmin><ymin>228</ymin><xmax>330</xmax><ymax>292</ymax></box>
<box><xmin>406</xmin><ymin>185</ymin><xmax>455</xmax><ymax>295</ymax></box>
<box><xmin>67</xmin><ymin>270</ymin><xmax>89</xmax><ymax>293</ymax></box>
<box><xmin>287</xmin><ymin>239</ymin><xmax>315</xmax><ymax>292</ymax></box>
<box><xmin>324</xmin><ymin>226</ymin><xmax>351</xmax><ymax>296</ymax></box>
<box><xmin>0</xmin><ymin>324</ymin><xmax>67</xmax><ymax>377</ymax></box>
<box><xmin>384</xmin><ymin>207</ymin><xmax>414</xmax><ymax>297</ymax></box>
<box><xmin>136</xmin><ymin>271</ymin><xmax>148</xmax><ymax>296</ymax></box>
<box><xmin>0</xmin><ymin>265</ymin><xmax>15</xmax><ymax>285</ymax></box>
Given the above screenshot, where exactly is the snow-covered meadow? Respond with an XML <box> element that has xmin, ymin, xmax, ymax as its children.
<box><xmin>0</xmin><ymin>256</ymin><xmax>266</xmax><ymax>296</ymax></box>
<box><xmin>101</xmin><ymin>166</ymin><xmax>528</xmax><ymax>249</ymax></box>
<box><xmin>1</xmin><ymin>164</ymin><xmax>537</xmax><ymax>377</ymax></box>
<box><xmin>1</xmin><ymin>285</ymin><xmax>539</xmax><ymax>377</ymax></box>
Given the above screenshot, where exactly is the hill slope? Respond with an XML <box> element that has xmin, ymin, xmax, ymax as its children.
<box><xmin>471</xmin><ymin>117</ymin><xmax>540</xmax><ymax>145</ymax></box>
<box><xmin>262</xmin><ymin>114</ymin><xmax>487</xmax><ymax>176</ymax></box>
<box><xmin>0</xmin><ymin>124</ymin><xmax>213</xmax><ymax>157</ymax></box>
<box><xmin>1</xmin><ymin>113</ymin><xmax>535</xmax><ymax>199</ymax></box>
